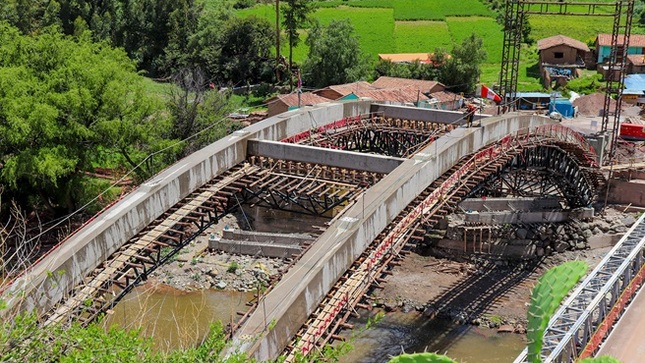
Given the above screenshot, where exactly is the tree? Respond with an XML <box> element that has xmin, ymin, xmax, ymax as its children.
<box><xmin>167</xmin><ymin>67</ymin><xmax>240</xmax><ymax>157</ymax></box>
<box><xmin>438</xmin><ymin>34</ymin><xmax>487</xmax><ymax>94</ymax></box>
<box><xmin>302</xmin><ymin>19</ymin><xmax>371</xmax><ymax>88</ymax></box>
<box><xmin>216</xmin><ymin>16</ymin><xmax>275</xmax><ymax>86</ymax></box>
<box><xmin>0</xmin><ymin>24</ymin><xmax>170</xmax><ymax>213</ymax></box>
<box><xmin>0</xmin><ymin>0</ymin><xmax>60</xmax><ymax>34</ymax></box>
<box><xmin>282</xmin><ymin>0</ymin><xmax>314</xmax><ymax>69</ymax></box>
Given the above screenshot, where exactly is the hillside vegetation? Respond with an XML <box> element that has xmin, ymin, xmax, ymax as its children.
<box><xmin>233</xmin><ymin>0</ymin><xmax>644</xmax><ymax>90</ymax></box>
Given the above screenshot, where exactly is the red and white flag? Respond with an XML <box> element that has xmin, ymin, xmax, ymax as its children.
<box><xmin>479</xmin><ymin>84</ymin><xmax>502</xmax><ymax>103</ymax></box>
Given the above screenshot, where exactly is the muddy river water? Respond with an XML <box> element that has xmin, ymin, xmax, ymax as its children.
<box><xmin>104</xmin><ymin>285</ymin><xmax>254</xmax><ymax>352</ymax></box>
<box><xmin>337</xmin><ymin>310</ymin><xmax>525</xmax><ymax>363</ymax></box>
<box><xmin>106</xmin><ymin>286</ymin><xmax>525</xmax><ymax>361</ymax></box>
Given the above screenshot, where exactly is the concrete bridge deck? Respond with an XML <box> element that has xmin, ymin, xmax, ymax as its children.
<box><xmin>2</xmin><ymin>99</ymin><xmax>608</xmax><ymax>362</ymax></box>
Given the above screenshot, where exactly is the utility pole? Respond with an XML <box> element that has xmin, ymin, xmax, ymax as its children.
<box><xmin>276</xmin><ymin>0</ymin><xmax>281</xmax><ymax>82</ymax></box>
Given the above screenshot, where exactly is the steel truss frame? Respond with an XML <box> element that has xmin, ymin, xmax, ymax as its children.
<box><xmin>467</xmin><ymin>145</ymin><xmax>597</xmax><ymax>208</ymax></box>
<box><xmin>514</xmin><ymin>212</ymin><xmax>645</xmax><ymax>362</ymax></box>
<box><xmin>499</xmin><ymin>0</ymin><xmax>633</xmax><ymax>138</ymax></box>
<box><xmin>242</xmin><ymin>156</ymin><xmax>383</xmax><ymax>216</ymax></box>
<box><xmin>42</xmin><ymin>165</ymin><xmax>258</xmax><ymax>327</ymax></box>
<box><xmin>288</xmin><ymin>115</ymin><xmax>450</xmax><ymax>158</ymax></box>
<box><xmin>284</xmin><ymin>130</ymin><xmax>600</xmax><ymax>361</ymax></box>
<box><xmin>42</xmin><ymin>159</ymin><xmax>382</xmax><ymax>327</ymax></box>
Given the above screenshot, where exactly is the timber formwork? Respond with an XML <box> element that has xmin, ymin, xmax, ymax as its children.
<box><xmin>43</xmin><ymin>164</ymin><xmax>260</xmax><ymax>327</ymax></box>
<box><xmin>282</xmin><ymin>132</ymin><xmax>600</xmax><ymax>362</ymax></box>
<box><xmin>41</xmin><ymin>159</ymin><xmax>384</xmax><ymax>328</ymax></box>
<box><xmin>282</xmin><ymin>114</ymin><xmax>452</xmax><ymax>158</ymax></box>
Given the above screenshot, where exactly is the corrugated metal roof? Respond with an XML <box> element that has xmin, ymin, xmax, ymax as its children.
<box><xmin>429</xmin><ymin>90</ymin><xmax>463</xmax><ymax>103</ymax></box>
<box><xmin>537</xmin><ymin>35</ymin><xmax>589</xmax><ymax>52</ymax></box>
<box><xmin>512</xmin><ymin>92</ymin><xmax>560</xmax><ymax>98</ymax></box>
<box><xmin>372</xmin><ymin>76</ymin><xmax>444</xmax><ymax>92</ymax></box>
<box><xmin>597</xmin><ymin>34</ymin><xmax>645</xmax><ymax>47</ymax></box>
<box><xmin>624</xmin><ymin>74</ymin><xmax>645</xmax><ymax>91</ymax></box>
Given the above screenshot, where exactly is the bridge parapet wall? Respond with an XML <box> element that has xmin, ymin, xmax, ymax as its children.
<box><xmin>228</xmin><ymin>114</ymin><xmax>559</xmax><ymax>360</ymax></box>
<box><xmin>1</xmin><ymin>101</ymin><xmax>372</xmax><ymax>316</ymax></box>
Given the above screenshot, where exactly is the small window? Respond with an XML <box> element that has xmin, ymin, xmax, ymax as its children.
<box><xmin>554</xmin><ymin>52</ymin><xmax>564</xmax><ymax>59</ymax></box>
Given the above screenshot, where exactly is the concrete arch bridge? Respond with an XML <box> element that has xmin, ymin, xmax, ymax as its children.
<box><xmin>0</xmin><ymin>101</ymin><xmax>605</xmax><ymax>362</ymax></box>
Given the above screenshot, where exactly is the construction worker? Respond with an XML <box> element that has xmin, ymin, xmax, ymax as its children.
<box><xmin>465</xmin><ymin>103</ymin><xmax>478</xmax><ymax>127</ymax></box>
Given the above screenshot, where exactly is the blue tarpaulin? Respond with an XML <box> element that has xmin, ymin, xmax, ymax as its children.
<box><xmin>549</xmin><ymin>99</ymin><xmax>574</xmax><ymax>118</ymax></box>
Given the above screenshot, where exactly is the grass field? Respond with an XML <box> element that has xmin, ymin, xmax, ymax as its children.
<box><xmin>392</xmin><ymin>0</ymin><xmax>494</xmax><ymax>20</ymax></box>
<box><xmin>394</xmin><ymin>21</ymin><xmax>452</xmax><ymax>52</ymax></box>
<box><xmin>316</xmin><ymin>0</ymin><xmax>494</xmax><ymax>20</ymax></box>
<box><xmin>230</xmin><ymin>0</ymin><xmax>645</xmax><ymax>91</ymax></box>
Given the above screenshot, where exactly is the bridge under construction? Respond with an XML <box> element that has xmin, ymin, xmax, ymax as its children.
<box><xmin>1</xmin><ymin>100</ymin><xmax>642</xmax><ymax>362</ymax></box>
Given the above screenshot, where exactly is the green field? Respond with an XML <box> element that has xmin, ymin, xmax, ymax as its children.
<box><xmin>230</xmin><ymin>0</ymin><xmax>645</xmax><ymax>91</ymax></box>
<box><xmin>394</xmin><ymin>21</ymin><xmax>452</xmax><ymax>52</ymax></box>
<box><xmin>316</xmin><ymin>0</ymin><xmax>494</xmax><ymax>20</ymax></box>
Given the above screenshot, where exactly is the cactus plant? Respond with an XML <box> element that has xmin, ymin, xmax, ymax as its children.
<box><xmin>527</xmin><ymin>261</ymin><xmax>588</xmax><ymax>363</ymax></box>
<box><xmin>387</xmin><ymin>353</ymin><xmax>457</xmax><ymax>363</ymax></box>
<box><xmin>579</xmin><ymin>357</ymin><xmax>621</xmax><ymax>363</ymax></box>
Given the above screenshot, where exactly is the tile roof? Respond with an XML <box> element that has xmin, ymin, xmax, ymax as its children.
<box><xmin>271</xmin><ymin>92</ymin><xmax>331</xmax><ymax>107</ymax></box>
<box><xmin>372</xmin><ymin>76</ymin><xmax>444</xmax><ymax>92</ymax></box>
<box><xmin>627</xmin><ymin>54</ymin><xmax>645</xmax><ymax>66</ymax></box>
<box><xmin>597</xmin><ymin>34</ymin><xmax>645</xmax><ymax>47</ymax></box>
<box><xmin>537</xmin><ymin>35</ymin><xmax>590</xmax><ymax>52</ymax></box>
<box><xmin>324</xmin><ymin>81</ymin><xmax>377</xmax><ymax>96</ymax></box>
<box><xmin>429</xmin><ymin>90</ymin><xmax>463</xmax><ymax>103</ymax></box>
<box><xmin>350</xmin><ymin>87</ymin><xmax>431</xmax><ymax>103</ymax></box>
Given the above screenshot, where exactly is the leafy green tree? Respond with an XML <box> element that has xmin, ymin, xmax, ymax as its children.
<box><xmin>0</xmin><ymin>0</ymin><xmax>61</xmax><ymax>34</ymax></box>
<box><xmin>302</xmin><ymin>19</ymin><xmax>371</xmax><ymax>88</ymax></box>
<box><xmin>282</xmin><ymin>0</ymin><xmax>314</xmax><ymax>69</ymax></box>
<box><xmin>0</xmin><ymin>308</ymin><xmax>252</xmax><ymax>362</ymax></box>
<box><xmin>0</xmin><ymin>24</ymin><xmax>170</xmax><ymax>212</ymax></box>
<box><xmin>167</xmin><ymin>67</ymin><xmax>240</xmax><ymax>157</ymax></box>
<box><xmin>216</xmin><ymin>16</ymin><xmax>275</xmax><ymax>86</ymax></box>
<box><xmin>1</xmin><ymin>0</ymin><xmax>205</xmax><ymax>77</ymax></box>
<box><xmin>438</xmin><ymin>33</ymin><xmax>487</xmax><ymax>94</ymax></box>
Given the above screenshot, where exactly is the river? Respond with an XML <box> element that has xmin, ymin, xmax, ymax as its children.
<box><xmin>106</xmin><ymin>284</ymin><xmax>524</xmax><ymax>361</ymax></box>
<box><xmin>104</xmin><ymin>284</ymin><xmax>254</xmax><ymax>352</ymax></box>
<box><xmin>337</xmin><ymin>309</ymin><xmax>525</xmax><ymax>363</ymax></box>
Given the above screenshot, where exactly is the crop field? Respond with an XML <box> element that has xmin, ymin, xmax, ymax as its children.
<box><xmin>393</xmin><ymin>21</ymin><xmax>451</xmax><ymax>53</ymax></box>
<box><xmin>231</xmin><ymin>0</ymin><xmax>644</xmax><ymax>91</ymax></box>
<box><xmin>530</xmin><ymin>15</ymin><xmax>616</xmax><ymax>44</ymax></box>
<box><xmin>446</xmin><ymin>17</ymin><xmax>503</xmax><ymax>64</ymax></box>
<box><xmin>316</xmin><ymin>0</ymin><xmax>494</xmax><ymax>20</ymax></box>
<box><xmin>315</xmin><ymin>7</ymin><xmax>396</xmax><ymax>56</ymax></box>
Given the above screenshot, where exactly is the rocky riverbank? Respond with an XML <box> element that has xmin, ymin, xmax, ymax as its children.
<box><xmin>147</xmin><ymin>213</ymin><xmax>285</xmax><ymax>293</ymax></box>
<box><xmin>377</xmin><ymin>208</ymin><xmax>641</xmax><ymax>334</ymax></box>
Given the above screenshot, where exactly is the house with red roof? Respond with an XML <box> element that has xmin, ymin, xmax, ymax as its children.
<box><xmin>627</xmin><ymin>54</ymin><xmax>645</xmax><ymax>74</ymax></box>
<box><xmin>537</xmin><ymin>35</ymin><xmax>590</xmax><ymax>88</ymax></box>
<box><xmin>371</xmin><ymin>76</ymin><xmax>445</xmax><ymax>94</ymax></box>
<box><xmin>312</xmin><ymin>81</ymin><xmax>377</xmax><ymax>100</ymax></box>
<box><xmin>266</xmin><ymin>92</ymin><xmax>332</xmax><ymax>117</ymax></box>
<box><xmin>595</xmin><ymin>34</ymin><xmax>645</xmax><ymax>64</ymax></box>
